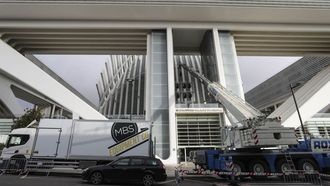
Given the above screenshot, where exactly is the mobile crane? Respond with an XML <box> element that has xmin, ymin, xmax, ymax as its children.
<box><xmin>179</xmin><ymin>63</ymin><xmax>330</xmax><ymax>174</ymax></box>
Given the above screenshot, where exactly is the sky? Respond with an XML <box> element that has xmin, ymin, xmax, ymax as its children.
<box><xmin>36</xmin><ymin>55</ymin><xmax>301</xmax><ymax>107</ymax></box>
<box><xmin>36</xmin><ymin>55</ymin><xmax>108</xmax><ymax>107</ymax></box>
<box><xmin>238</xmin><ymin>56</ymin><xmax>302</xmax><ymax>92</ymax></box>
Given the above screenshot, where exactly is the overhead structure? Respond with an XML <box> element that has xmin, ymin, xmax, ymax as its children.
<box><xmin>2</xmin><ymin>1</ymin><xmax>330</xmax><ymax>55</ymax></box>
<box><xmin>269</xmin><ymin>65</ymin><xmax>330</xmax><ymax>128</ymax></box>
<box><xmin>1</xmin><ymin>29</ymin><xmax>148</xmax><ymax>54</ymax></box>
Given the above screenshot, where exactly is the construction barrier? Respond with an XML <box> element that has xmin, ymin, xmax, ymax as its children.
<box><xmin>283</xmin><ymin>170</ymin><xmax>322</xmax><ymax>185</ymax></box>
<box><xmin>0</xmin><ymin>157</ymin><xmax>27</xmax><ymax>175</ymax></box>
<box><xmin>178</xmin><ymin>169</ymin><xmax>326</xmax><ymax>185</ymax></box>
<box><xmin>0</xmin><ymin>158</ymin><xmax>57</xmax><ymax>176</ymax></box>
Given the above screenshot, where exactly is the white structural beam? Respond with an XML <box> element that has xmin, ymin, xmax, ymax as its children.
<box><xmin>269</xmin><ymin>65</ymin><xmax>330</xmax><ymax>128</ymax></box>
<box><xmin>0</xmin><ymin>39</ymin><xmax>107</xmax><ymax>120</ymax></box>
<box><xmin>0</xmin><ymin>74</ymin><xmax>24</xmax><ymax>116</ymax></box>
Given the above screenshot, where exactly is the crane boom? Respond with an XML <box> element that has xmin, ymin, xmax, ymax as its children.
<box><xmin>178</xmin><ymin>63</ymin><xmax>297</xmax><ymax>148</ymax></box>
<box><xmin>179</xmin><ymin>63</ymin><xmax>263</xmax><ymax>125</ymax></box>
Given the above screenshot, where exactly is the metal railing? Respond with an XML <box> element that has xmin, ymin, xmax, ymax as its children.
<box><xmin>0</xmin><ymin>158</ymin><xmax>27</xmax><ymax>175</ymax></box>
<box><xmin>0</xmin><ymin>158</ymin><xmax>57</xmax><ymax>176</ymax></box>
<box><xmin>178</xmin><ymin>168</ymin><xmax>326</xmax><ymax>185</ymax></box>
<box><xmin>283</xmin><ymin>170</ymin><xmax>323</xmax><ymax>185</ymax></box>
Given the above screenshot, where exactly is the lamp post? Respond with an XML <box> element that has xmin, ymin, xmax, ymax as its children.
<box><xmin>126</xmin><ymin>78</ymin><xmax>135</xmax><ymax>121</ymax></box>
<box><xmin>289</xmin><ymin>83</ymin><xmax>308</xmax><ymax>148</ymax></box>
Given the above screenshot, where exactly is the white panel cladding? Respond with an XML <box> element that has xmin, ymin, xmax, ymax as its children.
<box><xmin>149</xmin><ymin>31</ymin><xmax>170</xmax><ymax>159</ymax></box>
<box><xmin>218</xmin><ymin>32</ymin><xmax>244</xmax><ymax>99</ymax></box>
<box><xmin>98</xmin><ymin>55</ymin><xmax>145</xmax><ymax>119</ymax></box>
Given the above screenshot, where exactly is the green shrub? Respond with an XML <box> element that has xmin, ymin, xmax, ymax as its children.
<box><xmin>0</xmin><ymin>143</ymin><xmax>4</xmax><ymax>150</ymax></box>
<box><xmin>12</xmin><ymin>107</ymin><xmax>43</xmax><ymax>130</ymax></box>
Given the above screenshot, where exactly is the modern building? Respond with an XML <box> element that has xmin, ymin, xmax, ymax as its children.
<box><xmin>246</xmin><ymin>57</ymin><xmax>330</xmax><ymax>139</ymax></box>
<box><xmin>1</xmin><ymin>1</ymin><xmax>330</xmax><ymax>164</ymax></box>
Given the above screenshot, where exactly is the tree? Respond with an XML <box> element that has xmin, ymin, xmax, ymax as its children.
<box><xmin>11</xmin><ymin>107</ymin><xmax>43</xmax><ymax>130</ymax></box>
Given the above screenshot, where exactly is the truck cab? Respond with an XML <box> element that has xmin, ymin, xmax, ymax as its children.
<box><xmin>1</xmin><ymin>128</ymin><xmax>36</xmax><ymax>160</ymax></box>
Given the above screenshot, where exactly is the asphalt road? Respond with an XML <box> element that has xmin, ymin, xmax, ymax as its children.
<box><xmin>0</xmin><ymin>175</ymin><xmax>212</xmax><ymax>186</ymax></box>
<box><xmin>0</xmin><ymin>174</ymin><xmax>328</xmax><ymax>186</ymax></box>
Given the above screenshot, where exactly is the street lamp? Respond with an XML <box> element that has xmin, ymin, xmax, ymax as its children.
<box><xmin>126</xmin><ymin>78</ymin><xmax>135</xmax><ymax>121</ymax></box>
<box><xmin>289</xmin><ymin>83</ymin><xmax>308</xmax><ymax>149</ymax></box>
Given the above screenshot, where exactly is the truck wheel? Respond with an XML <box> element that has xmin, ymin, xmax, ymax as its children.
<box><xmin>249</xmin><ymin>160</ymin><xmax>269</xmax><ymax>180</ymax></box>
<box><xmin>276</xmin><ymin>159</ymin><xmax>293</xmax><ymax>173</ymax></box>
<box><xmin>89</xmin><ymin>171</ymin><xmax>103</xmax><ymax>185</ymax></box>
<box><xmin>142</xmin><ymin>174</ymin><xmax>154</xmax><ymax>186</ymax></box>
<box><xmin>297</xmin><ymin>159</ymin><xmax>319</xmax><ymax>172</ymax></box>
<box><xmin>232</xmin><ymin>161</ymin><xmax>245</xmax><ymax>173</ymax></box>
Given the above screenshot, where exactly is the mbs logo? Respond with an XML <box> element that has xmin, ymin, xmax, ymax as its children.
<box><xmin>111</xmin><ymin>122</ymin><xmax>138</xmax><ymax>142</ymax></box>
<box><xmin>109</xmin><ymin>122</ymin><xmax>149</xmax><ymax>156</ymax></box>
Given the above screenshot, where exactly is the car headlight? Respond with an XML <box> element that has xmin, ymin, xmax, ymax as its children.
<box><xmin>82</xmin><ymin>168</ymin><xmax>89</xmax><ymax>172</ymax></box>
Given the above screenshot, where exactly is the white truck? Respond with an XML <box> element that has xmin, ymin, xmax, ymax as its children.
<box><xmin>0</xmin><ymin>119</ymin><xmax>151</xmax><ymax>169</ymax></box>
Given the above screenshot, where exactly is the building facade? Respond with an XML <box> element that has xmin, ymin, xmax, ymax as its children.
<box><xmin>1</xmin><ymin>1</ymin><xmax>330</xmax><ymax>164</ymax></box>
<box><xmin>96</xmin><ymin>30</ymin><xmax>243</xmax><ymax>162</ymax></box>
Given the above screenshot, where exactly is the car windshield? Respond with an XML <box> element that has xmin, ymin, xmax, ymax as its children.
<box><xmin>6</xmin><ymin>134</ymin><xmax>30</xmax><ymax>148</ymax></box>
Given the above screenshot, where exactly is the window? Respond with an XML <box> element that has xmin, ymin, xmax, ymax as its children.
<box><xmin>113</xmin><ymin>158</ymin><xmax>130</xmax><ymax>166</ymax></box>
<box><xmin>145</xmin><ymin>159</ymin><xmax>158</xmax><ymax>166</ymax></box>
<box><xmin>318</xmin><ymin>127</ymin><xmax>326</xmax><ymax>138</ymax></box>
<box><xmin>130</xmin><ymin>158</ymin><xmax>144</xmax><ymax>166</ymax></box>
<box><xmin>6</xmin><ymin>135</ymin><xmax>30</xmax><ymax>148</ymax></box>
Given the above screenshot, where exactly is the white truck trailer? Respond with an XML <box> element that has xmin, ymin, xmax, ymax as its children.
<box><xmin>0</xmin><ymin>119</ymin><xmax>151</xmax><ymax>169</ymax></box>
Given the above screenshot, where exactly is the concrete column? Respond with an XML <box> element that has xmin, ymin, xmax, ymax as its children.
<box><xmin>146</xmin><ymin>31</ymin><xmax>170</xmax><ymax>160</ymax></box>
<box><xmin>145</xmin><ymin>34</ymin><xmax>152</xmax><ymax>121</ymax></box>
<box><xmin>215</xmin><ymin>31</ymin><xmax>244</xmax><ymax>99</ymax></box>
<box><xmin>165</xmin><ymin>27</ymin><xmax>177</xmax><ymax>164</ymax></box>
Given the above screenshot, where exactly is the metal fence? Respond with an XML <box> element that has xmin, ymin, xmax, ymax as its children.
<box><xmin>0</xmin><ymin>158</ymin><xmax>27</xmax><ymax>175</ymax></box>
<box><xmin>283</xmin><ymin>170</ymin><xmax>323</xmax><ymax>185</ymax></box>
<box><xmin>0</xmin><ymin>158</ymin><xmax>57</xmax><ymax>176</ymax></box>
<box><xmin>179</xmin><ymin>169</ymin><xmax>326</xmax><ymax>185</ymax></box>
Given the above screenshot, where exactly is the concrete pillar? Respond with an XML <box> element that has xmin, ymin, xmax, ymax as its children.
<box><xmin>215</xmin><ymin>31</ymin><xmax>244</xmax><ymax>99</ymax></box>
<box><xmin>145</xmin><ymin>29</ymin><xmax>177</xmax><ymax>164</ymax></box>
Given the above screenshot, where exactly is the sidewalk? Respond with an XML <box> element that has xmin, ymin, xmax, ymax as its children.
<box><xmin>166</xmin><ymin>162</ymin><xmax>196</xmax><ymax>177</ymax></box>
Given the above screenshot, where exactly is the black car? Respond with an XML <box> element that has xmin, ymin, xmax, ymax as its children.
<box><xmin>82</xmin><ymin>156</ymin><xmax>167</xmax><ymax>186</ymax></box>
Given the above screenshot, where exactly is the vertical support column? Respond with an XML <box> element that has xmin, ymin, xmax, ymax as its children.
<box><xmin>212</xmin><ymin>28</ymin><xmax>226</xmax><ymax>86</ymax></box>
<box><xmin>166</xmin><ymin>27</ymin><xmax>177</xmax><ymax>164</ymax></box>
<box><xmin>213</xmin><ymin>30</ymin><xmax>245</xmax><ymax>125</ymax></box>
<box><xmin>146</xmin><ymin>30</ymin><xmax>174</xmax><ymax>161</ymax></box>
<box><xmin>145</xmin><ymin>34</ymin><xmax>152</xmax><ymax>121</ymax></box>
<box><xmin>216</xmin><ymin>31</ymin><xmax>244</xmax><ymax>99</ymax></box>
<box><xmin>200</xmin><ymin>31</ymin><xmax>220</xmax><ymax>83</ymax></box>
